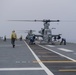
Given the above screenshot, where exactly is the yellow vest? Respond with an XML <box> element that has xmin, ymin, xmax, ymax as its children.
<box><xmin>11</xmin><ymin>32</ymin><xmax>17</xmax><ymax>39</ymax></box>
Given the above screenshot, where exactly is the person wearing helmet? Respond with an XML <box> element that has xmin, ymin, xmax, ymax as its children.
<box><xmin>11</xmin><ymin>30</ymin><xmax>17</xmax><ymax>48</ymax></box>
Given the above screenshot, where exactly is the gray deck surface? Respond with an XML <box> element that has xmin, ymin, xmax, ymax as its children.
<box><xmin>29</xmin><ymin>42</ymin><xmax>76</xmax><ymax>75</ymax></box>
<box><xmin>0</xmin><ymin>39</ymin><xmax>76</xmax><ymax>75</ymax></box>
<box><xmin>0</xmin><ymin>39</ymin><xmax>48</xmax><ymax>75</ymax></box>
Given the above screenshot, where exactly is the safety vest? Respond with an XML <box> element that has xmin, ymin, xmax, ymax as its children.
<box><xmin>11</xmin><ymin>32</ymin><xmax>17</xmax><ymax>39</ymax></box>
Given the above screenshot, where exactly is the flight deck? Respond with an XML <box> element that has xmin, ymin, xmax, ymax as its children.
<box><xmin>0</xmin><ymin>39</ymin><xmax>76</xmax><ymax>75</ymax></box>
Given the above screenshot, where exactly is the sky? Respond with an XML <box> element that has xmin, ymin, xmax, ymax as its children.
<box><xmin>0</xmin><ymin>0</ymin><xmax>76</xmax><ymax>43</ymax></box>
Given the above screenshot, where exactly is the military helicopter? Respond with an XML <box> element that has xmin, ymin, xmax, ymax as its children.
<box><xmin>8</xmin><ymin>19</ymin><xmax>61</xmax><ymax>44</ymax></box>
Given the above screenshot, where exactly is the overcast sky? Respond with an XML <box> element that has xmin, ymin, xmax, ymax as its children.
<box><xmin>0</xmin><ymin>0</ymin><xmax>76</xmax><ymax>43</ymax></box>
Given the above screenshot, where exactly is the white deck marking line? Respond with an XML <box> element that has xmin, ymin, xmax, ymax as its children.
<box><xmin>38</xmin><ymin>45</ymin><xmax>76</xmax><ymax>62</ymax></box>
<box><xmin>46</xmin><ymin>45</ymin><xmax>55</xmax><ymax>47</ymax></box>
<box><xmin>0</xmin><ymin>68</ymin><xmax>43</xmax><ymax>71</ymax></box>
<box><xmin>24</xmin><ymin>41</ymin><xmax>54</xmax><ymax>75</ymax></box>
<box><xmin>58</xmin><ymin>48</ymin><xmax>73</xmax><ymax>52</ymax></box>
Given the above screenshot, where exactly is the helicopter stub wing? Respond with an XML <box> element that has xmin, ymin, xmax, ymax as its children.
<box><xmin>52</xmin><ymin>34</ymin><xmax>62</xmax><ymax>37</ymax></box>
<box><xmin>35</xmin><ymin>34</ymin><xmax>43</xmax><ymax>37</ymax></box>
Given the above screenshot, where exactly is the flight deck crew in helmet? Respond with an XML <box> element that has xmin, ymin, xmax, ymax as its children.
<box><xmin>11</xmin><ymin>30</ymin><xmax>17</xmax><ymax>48</ymax></box>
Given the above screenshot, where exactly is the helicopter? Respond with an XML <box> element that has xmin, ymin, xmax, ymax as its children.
<box><xmin>8</xmin><ymin>19</ymin><xmax>64</xmax><ymax>45</ymax></box>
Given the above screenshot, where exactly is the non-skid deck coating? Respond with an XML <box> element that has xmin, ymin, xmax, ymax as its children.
<box><xmin>0</xmin><ymin>39</ymin><xmax>52</xmax><ymax>75</ymax></box>
<box><xmin>0</xmin><ymin>39</ymin><xmax>76</xmax><ymax>75</ymax></box>
<box><xmin>29</xmin><ymin>42</ymin><xmax>76</xmax><ymax>75</ymax></box>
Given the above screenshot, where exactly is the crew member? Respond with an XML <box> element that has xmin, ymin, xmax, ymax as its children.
<box><xmin>11</xmin><ymin>30</ymin><xmax>17</xmax><ymax>48</ymax></box>
<box><xmin>19</xmin><ymin>35</ymin><xmax>22</xmax><ymax>41</ymax></box>
<box><xmin>4</xmin><ymin>35</ymin><xmax>6</xmax><ymax>41</ymax></box>
<box><xmin>60</xmin><ymin>38</ymin><xmax>66</xmax><ymax>45</ymax></box>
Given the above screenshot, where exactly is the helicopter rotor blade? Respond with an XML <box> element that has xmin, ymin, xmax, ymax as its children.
<box><xmin>8</xmin><ymin>20</ymin><xmax>43</xmax><ymax>22</ymax></box>
<box><xmin>17</xmin><ymin>30</ymin><xmax>36</xmax><ymax>33</ymax></box>
<box><xmin>8</xmin><ymin>19</ymin><xmax>60</xmax><ymax>22</ymax></box>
